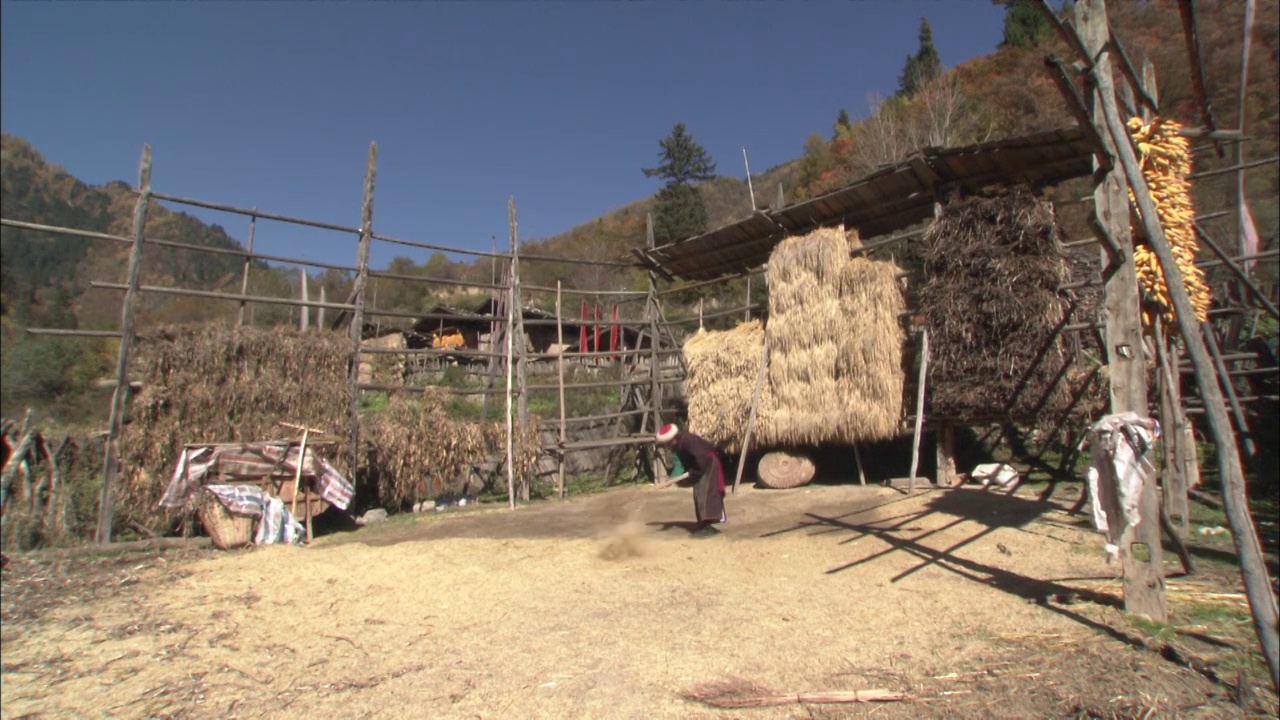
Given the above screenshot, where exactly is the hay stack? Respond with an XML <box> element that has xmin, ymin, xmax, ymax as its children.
<box><xmin>680</xmin><ymin>226</ymin><xmax>906</xmax><ymax>455</ymax></box>
<box><xmin>919</xmin><ymin>187</ymin><xmax>1079</xmax><ymax>423</ymax></box>
<box><xmin>682</xmin><ymin>320</ymin><xmax>771</xmax><ymax>453</ymax></box>
<box><xmin>765</xmin><ymin>226</ymin><xmax>905</xmax><ymax>445</ymax></box>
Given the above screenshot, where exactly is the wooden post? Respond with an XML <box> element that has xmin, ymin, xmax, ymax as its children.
<box><xmin>645</xmin><ymin>214</ymin><xmax>662</xmax><ymax>457</ymax></box>
<box><xmin>289</xmin><ymin>429</ymin><xmax>310</xmax><ymax>519</ymax></box>
<box><xmin>347</xmin><ymin>143</ymin><xmax>378</xmax><ymax>486</ymax></box>
<box><xmin>734</xmin><ymin>342</ymin><xmax>770</xmax><ymax>493</ymax></box>
<box><xmin>853</xmin><ymin>442</ymin><xmax>867</xmax><ymax>486</ymax></box>
<box><xmin>935</xmin><ymin>425</ymin><xmax>956</xmax><ymax>488</ymax></box>
<box><xmin>1154</xmin><ymin>319</ymin><xmax>1189</xmax><ymax>534</ymax></box>
<box><xmin>1077</xmin><ymin>0</ymin><xmax>1164</xmax><ymax>622</ymax></box>
<box><xmin>237</xmin><ymin>212</ymin><xmax>257</xmax><ymax>327</ymax></box>
<box><xmin>908</xmin><ymin>329</ymin><xmax>929</xmax><ymax>492</ymax></box>
<box><xmin>300</xmin><ymin>270</ymin><xmax>310</xmax><ymax>332</ymax></box>
<box><xmin>1098</xmin><ymin>71</ymin><xmax>1280</xmax><ymax>692</ymax></box>
<box><xmin>318</xmin><ymin>286</ymin><xmax>326</xmax><ymax>331</ymax></box>
<box><xmin>96</xmin><ymin>145</ymin><xmax>152</xmax><ymax>545</ymax></box>
<box><xmin>505</xmin><ymin>199</ymin><xmax>517</xmax><ymax>509</ymax></box>
<box><xmin>555</xmin><ymin>281</ymin><xmax>567</xmax><ymax>500</ymax></box>
<box><xmin>511</xmin><ymin>198</ymin><xmax>529</xmax><ymax>502</ymax></box>
<box><xmin>698</xmin><ymin>299</ymin><xmax>704</xmax><ymax>330</ymax></box>
<box><xmin>744</xmin><ymin>275</ymin><xmax>752</xmax><ymax>322</ymax></box>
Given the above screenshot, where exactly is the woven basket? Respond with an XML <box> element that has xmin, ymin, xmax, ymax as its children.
<box><xmin>198</xmin><ymin>493</ymin><xmax>255</xmax><ymax>550</ymax></box>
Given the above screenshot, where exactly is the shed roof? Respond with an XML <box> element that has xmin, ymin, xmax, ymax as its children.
<box><xmin>636</xmin><ymin>127</ymin><xmax>1096</xmax><ymax>281</ymax></box>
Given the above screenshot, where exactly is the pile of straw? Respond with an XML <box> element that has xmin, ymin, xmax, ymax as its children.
<box><xmin>363</xmin><ymin>389</ymin><xmax>540</xmax><ymax>507</ymax></box>
<box><xmin>121</xmin><ymin>325</ymin><xmax>351</xmax><ymax>520</ymax></box>
<box><xmin>764</xmin><ymin>226</ymin><xmax>905</xmax><ymax>445</ymax></box>
<box><xmin>919</xmin><ymin>187</ymin><xmax>1084</xmax><ymax>423</ymax></box>
<box><xmin>680</xmin><ymin>226</ymin><xmax>906</xmax><ymax>452</ymax></box>
<box><xmin>682</xmin><ymin>320</ymin><xmax>770</xmax><ymax>453</ymax></box>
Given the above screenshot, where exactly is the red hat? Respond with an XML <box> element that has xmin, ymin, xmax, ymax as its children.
<box><xmin>656</xmin><ymin>423</ymin><xmax>679</xmax><ymax>444</ymax></box>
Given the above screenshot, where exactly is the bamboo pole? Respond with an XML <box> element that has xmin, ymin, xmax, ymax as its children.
<box><xmin>96</xmin><ymin>145</ymin><xmax>152</xmax><ymax>545</ymax></box>
<box><xmin>908</xmin><ymin>329</ymin><xmax>929</xmax><ymax>492</ymax></box>
<box><xmin>237</xmin><ymin>213</ymin><xmax>257</xmax><ymax>327</ymax></box>
<box><xmin>556</xmin><ymin>281</ymin><xmax>566</xmax><ymax>500</ymax></box>
<box><xmin>1073</xmin><ymin>7</ymin><xmax>1278</xmax><ymax>683</ymax></box>
<box><xmin>505</xmin><ymin>199</ymin><xmax>517</xmax><ymax>510</ymax></box>
<box><xmin>734</xmin><ymin>342</ymin><xmax>770</xmax><ymax>493</ymax></box>
<box><xmin>347</xmin><ymin>143</ymin><xmax>378</xmax><ymax>486</ymax></box>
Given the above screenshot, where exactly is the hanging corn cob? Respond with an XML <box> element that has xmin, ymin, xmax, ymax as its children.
<box><xmin>1125</xmin><ymin>116</ymin><xmax>1213</xmax><ymax>332</ymax></box>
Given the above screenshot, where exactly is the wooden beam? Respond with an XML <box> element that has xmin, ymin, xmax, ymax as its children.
<box><xmin>96</xmin><ymin>145</ymin><xmax>152</xmax><ymax>545</ymax></box>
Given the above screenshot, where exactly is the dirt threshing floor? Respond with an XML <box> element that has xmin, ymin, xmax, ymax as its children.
<box><xmin>2</xmin><ymin>483</ymin><xmax>1275</xmax><ymax>719</ymax></box>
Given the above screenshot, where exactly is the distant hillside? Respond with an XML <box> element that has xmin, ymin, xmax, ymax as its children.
<box><xmin>3</xmin><ymin>0</ymin><xmax>1275</xmax><ymax>423</ymax></box>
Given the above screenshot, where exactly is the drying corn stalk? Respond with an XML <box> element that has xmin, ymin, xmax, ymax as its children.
<box><xmin>1126</xmin><ymin>116</ymin><xmax>1212</xmax><ymax>332</ymax></box>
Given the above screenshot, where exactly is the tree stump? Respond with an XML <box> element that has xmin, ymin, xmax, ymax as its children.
<box><xmin>757</xmin><ymin>450</ymin><xmax>816</xmax><ymax>489</ymax></box>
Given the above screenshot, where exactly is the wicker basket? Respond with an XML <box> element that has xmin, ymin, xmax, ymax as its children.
<box><xmin>198</xmin><ymin>493</ymin><xmax>255</xmax><ymax>550</ymax></box>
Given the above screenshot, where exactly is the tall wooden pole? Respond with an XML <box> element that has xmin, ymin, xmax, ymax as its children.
<box><xmin>96</xmin><ymin>145</ymin><xmax>152</xmax><ymax>544</ymax></box>
<box><xmin>347</xmin><ymin>143</ymin><xmax>378</xmax><ymax>484</ymax></box>
<box><xmin>644</xmin><ymin>214</ymin><xmax>664</xmax><ymax>482</ymax></box>
<box><xmin>1076</xmin><ymin>0</ymin><xmax>1165</xmax><ymax>622</ymax></box>
<box><xmin>237</xmin><ymin>212</ymin><xmax>257</xmax><ymax>328</ymax></box>
<box><xmin>1077</xmin><ymin>0</ymin><xmax>1277</xmax><ymax>684</ymax></box>
<box><xmin>505</xmin><ymin>198</ymin><xmax>517</xmax><ymax>509</ymax></box>
<box><xmin>556</xmin><ymin>281</ymin><xmax>567</xmax><ymax>499</ymax></box>
<box><xmin>511</xmin><ymin>198</ymin><xmax>530</xmax><ymax>502</ymax></box>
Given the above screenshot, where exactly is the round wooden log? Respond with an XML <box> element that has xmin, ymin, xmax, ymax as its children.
<box><xmin>757</xmin><ymin>450</ymin><xmax>816</xmax><ymax>489</ymax></box>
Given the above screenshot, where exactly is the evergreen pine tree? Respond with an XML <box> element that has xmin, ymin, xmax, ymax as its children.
<box><xmin>1000</xmin><ymin>0</ymin><xmax>1051</xmax><ymax>48</ymax></box>
<box><xmin>642</xmin><ymin>123</ymin><xmax>717</xmax><ymax>243</ymax></box>
<box><xmin>897</xmin><ymin>17</ymin><xmax>942</xmax><ymax>97</ymax></box>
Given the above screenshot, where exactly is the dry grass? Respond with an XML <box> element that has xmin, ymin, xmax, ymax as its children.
<box><xmin>920</xmin><ymin>187</ymin><xmax>1105</xmax><ymax>426</ymax></box>
<box><xmin>1</xmin><ymin>485</ymin><xmax>1264</xmax><ymax>719</ymax></box>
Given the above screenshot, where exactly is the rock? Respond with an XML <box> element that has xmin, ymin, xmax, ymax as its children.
<box><xmin>413</xmin><ymin>500</ymin><xmax>436</xmax><ymax>513</ymax></box>
<box><xmin>357</xmin><ymin>508</ymin><xmax>388</xmax><ymax>525</ymax></box>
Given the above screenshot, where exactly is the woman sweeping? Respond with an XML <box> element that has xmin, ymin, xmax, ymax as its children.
<box><xmin>656</xmin><ymin>423</ymin><xmax>727</xmax><ymax>537</ymax></box>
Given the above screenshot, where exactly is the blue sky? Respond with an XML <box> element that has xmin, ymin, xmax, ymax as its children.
<box><xmin>1</xmin><ymin>1</ymin><xmax>1008</xmax><ymax>270</ymax></box>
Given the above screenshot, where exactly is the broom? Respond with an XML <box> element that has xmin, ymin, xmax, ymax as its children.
<box><xmin>683</xmin><ymin>679</ymin><xmax>906</xmax><ymax>709</ymax></box>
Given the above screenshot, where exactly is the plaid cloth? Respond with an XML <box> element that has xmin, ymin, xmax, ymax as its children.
<box><xmin>204</xmin><ymin>484</ymin><xmax>303</xmax><ymax>546</ymax></box>
<box><xmin>158</xmin><ymin>442</ymin><xmax>354</xmax><ymax>511</ymax></box>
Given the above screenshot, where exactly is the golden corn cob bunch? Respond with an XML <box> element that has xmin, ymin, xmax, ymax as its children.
<box><xmin>1125</xmin><ymin>116</ymin><xmax>1212</xmax><ymax>331</ymax></box>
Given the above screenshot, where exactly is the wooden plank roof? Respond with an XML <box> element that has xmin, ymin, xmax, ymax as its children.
<box><xmin>637</xmin><ymin>127</ymin><xmax>1096</xmax><ymax>281</ymax></box>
